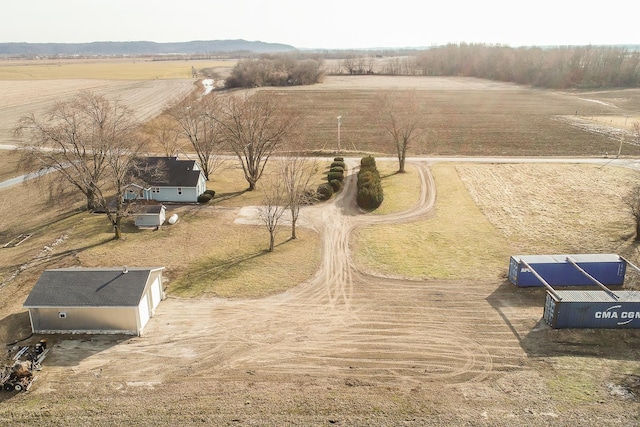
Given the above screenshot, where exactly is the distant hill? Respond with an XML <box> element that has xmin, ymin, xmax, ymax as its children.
<box><xmin>0</xmin><ymin>39</ymin><xmax>297</xmax><ymax>56</ymax></box>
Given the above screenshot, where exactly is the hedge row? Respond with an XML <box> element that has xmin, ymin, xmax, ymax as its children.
<box><xmin>316</xmin><ymin>157</ymin><xmax>347</xmax><ymax>200</ymax></box>
<box><xmin>356</xmin><ymin>156</ymin><xmax>383</xmax><ymax>210</ymax></box>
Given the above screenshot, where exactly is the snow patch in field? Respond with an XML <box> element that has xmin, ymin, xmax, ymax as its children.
<box><xmin>578</xmin><ymin>97</ymin><xmax>618</xmax><ymax>108</ymax></box>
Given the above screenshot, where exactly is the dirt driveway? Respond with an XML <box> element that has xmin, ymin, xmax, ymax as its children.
<box><xmin>4</xmin><ymin>161</ymin><xmax>640</xmax><ymax>426</ymax></box>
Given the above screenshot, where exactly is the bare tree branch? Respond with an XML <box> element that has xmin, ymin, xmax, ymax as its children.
<box><xmin>279</xmin><ymin>156</ymin><xmax>318</xmax><ymax>239</ymax></box>
<box><xmin>165</xmin><ymin>94</ymin><xmax>224</xmax><ymax>180</ymax></box>
<box><xmin>376</xmin><ymin>90</ymin><xmax>422</xmax><ymax>173</ymax></box>
<box><xmin>14</xmin><ymin>90</ymin><xmax>141</xmax><ymax>239</ymax></box>
<box><xmin>216</xmin><ymin>91</ymin><xmax>300</xmax><ymax>191</ymax></box>
<box><xmin>258</xmin><ymin>174</ymin><xmax>287</xmax><ymax>252</ymax></box>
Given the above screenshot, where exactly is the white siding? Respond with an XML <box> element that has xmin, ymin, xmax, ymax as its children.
<box><xmin>150</xmin><ymin>277</ymin><xmax>162</xmax><ymax>313</ymax></box>
<box><xmin>138</xmin><ymin>294</ymin><xmax>150</xmax><ymax>332</ymax></box>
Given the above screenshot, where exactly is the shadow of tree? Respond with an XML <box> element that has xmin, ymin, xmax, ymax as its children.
<box><xmin>170</xmin><ymin>238</ymin><xmax>293</xmax><ymax>295</ymax></box>
<box><xmin>211</xmin><ymin>190</ymin><xmax>249</xmax><ymax>204</ymax></box>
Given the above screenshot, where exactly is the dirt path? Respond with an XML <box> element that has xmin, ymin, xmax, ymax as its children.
<box><xmin>5</xmin><ymin>160</ymin><xmax>638</xmax><ymax>425</ymax></box>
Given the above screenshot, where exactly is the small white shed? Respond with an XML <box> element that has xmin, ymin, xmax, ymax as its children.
<box><xmin>23</xmin><ymin>267</ymin><xmax>165</xmax><ymax>336</ymax></box>
<box><xmin>133</xmin><ymin>204</ymin><xmax>166</xmax><ymax>228</ymax></box>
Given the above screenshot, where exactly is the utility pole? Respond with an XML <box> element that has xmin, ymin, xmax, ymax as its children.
<box><xmin>337</xmin><ymin>116</ymin><xmax>342</xmax><ymax>151</ymax></box>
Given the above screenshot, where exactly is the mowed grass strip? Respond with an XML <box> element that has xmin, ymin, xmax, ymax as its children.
<box><xmin>372</xmin><ymin>161</ymin><xmax>421</xmax><ymax>215</ymax></box>
<box><xmin>353</xmin><ymin>163</ymin><xmax>511</xmax><ymax>280</ymax></box>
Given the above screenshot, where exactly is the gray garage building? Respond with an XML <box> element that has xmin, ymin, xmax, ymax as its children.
<box><xmin>23</xmin><ymin>267</ymin><xmax>165</xmax><ymax>336</ymax></box>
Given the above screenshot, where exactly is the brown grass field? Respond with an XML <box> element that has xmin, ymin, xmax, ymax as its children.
<box><xmin>1</xmin><ymin>60</ymin><xmax>640</xmax><ymax>425</ymax></box>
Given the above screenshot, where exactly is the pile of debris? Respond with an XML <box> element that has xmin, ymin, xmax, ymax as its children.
<box><xmin>1</xmin><ymin>339</ymin><xmax>48</xmax><ymax>392</ymax></box>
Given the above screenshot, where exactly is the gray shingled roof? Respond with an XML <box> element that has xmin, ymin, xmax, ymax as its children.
<box><xmin>131</xmin><ymin>157</ymin><xmax>202</xmax><ymax>188</ymax></box>
<box><xmin>23</xmin><ymin>267</ymin><xmax>162</xmax><ymax>308</ymax></box>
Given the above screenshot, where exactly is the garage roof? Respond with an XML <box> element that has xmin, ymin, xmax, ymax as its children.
<box><xmin>23</xmin><ymin>267</ymin><xmax>164</xmax><ymax>308</ymax></box>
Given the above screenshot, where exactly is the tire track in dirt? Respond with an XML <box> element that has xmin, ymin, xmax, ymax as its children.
<box><xmin>44</xmin><ymin>160</ymin><xmax>533</xmax><ymax>393</ymax></box>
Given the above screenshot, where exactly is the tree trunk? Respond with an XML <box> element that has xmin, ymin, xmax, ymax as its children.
<box><xmin>113</xmin><ymin>218</ymin><xmax>122</xmax><ymax>240</ymax></box>
<box><xmin>291</xmin><ymin>219</ymin><xmax>297</xmax><ymax>240</ymax></box>
<box><xmin>268</xmin><ymin>232</ymin><xmax>275</xmax><ymax>252</ymax></box>
<box><xmin>636</xmin><ymin>219</ymin><xmax>640</xmax><ymax>241</ymax></box>
<box><xmin>398</xmin><ymin>156</ymin><xmax>406</xmax><ymax>173</ymax></box>
<box><xmin>86</xmin><ymin>190</ymin><xmax>97</xmax><ymax>211</ymax></box>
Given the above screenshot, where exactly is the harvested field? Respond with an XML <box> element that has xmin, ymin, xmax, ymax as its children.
<box><xmin>0</xmin><ymin>79</ymin><xmax>196</xmax><ymax>144</ymax></box>
<box><xmin>262</xmin><ymin>77</ymin><xmax>640</xmax><ymax>157</ymax></box>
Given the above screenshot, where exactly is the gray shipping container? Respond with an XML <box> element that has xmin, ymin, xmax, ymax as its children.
<box><xmin>544</xmin><ymin>290</ymin><xmax>640</xmax><ymax>329</ymax></box>
<box><xmin>509</xmin><ymin>254</ymin><xmax>626</xmax><ymax>287</ymax></box>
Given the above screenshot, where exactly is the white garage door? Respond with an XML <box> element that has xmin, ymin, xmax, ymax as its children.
<box><xmin>150</xmin><ymin>277</ymin><xmax>161</xmax><ymax>311</ymax></box>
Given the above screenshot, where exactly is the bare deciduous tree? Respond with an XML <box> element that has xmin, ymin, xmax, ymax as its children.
<box><xmin>15</xmin><ymin>91</ymin><xmax>141</xmax><ymax>239</ymax></box>
<box><xmin>626</xmin><ymin>184</ymin><xmax>640</xmax><ymax>241</ymax></box>
<box><xmin>217</xmin><ymin>91</ymin><xmax>300</xmax><ymax>191</ymax></box>
<box><xmin>376</xmin><ymin>90</ymin><xmax>423</xmax><ymax>173</ymax></box>
<box><xmin>142</xmin><ymin>115</ymin><xmax>182</xmax><ymax>157</ymax></box>
<box><xmin>165</xmin><ymin>94</ymin><xmax>223</xmax><ymax>180</ymax></box>
<box><xmin>633</xmin><ymin>121</ymin><xmax>640</xmax><ymax>145</ymax></box>
<box><xmin>279</xmin><ymin>156</ymin><xmax>318</xmax><ymax>239</ymax></box>
<box><xmin>258</xmin><ymin>175</ymin><xmax>287</xmax><ymax>252</ymax></box>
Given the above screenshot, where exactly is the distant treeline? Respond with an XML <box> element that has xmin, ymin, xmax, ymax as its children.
<box><xmin>378</xmin><ymin>44</ymin><xmax>640</xmax><ymax>89</ymax></box>
<box><xmin>225</xmin><ymin>54</ymin><xmax>325</xmax><ymax>88</ymax></box>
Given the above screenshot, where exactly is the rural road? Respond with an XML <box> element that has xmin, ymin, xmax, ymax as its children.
<box><xmin>2</xmin><ymin>144</ymin><xmax>640</xmax><ymax>190</ymax></box>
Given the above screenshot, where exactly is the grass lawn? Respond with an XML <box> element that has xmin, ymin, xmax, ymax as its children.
<box><xmin>353</xmin><ymin>162</ymin><xmax>514</xmax><ymax>280</ymax></box>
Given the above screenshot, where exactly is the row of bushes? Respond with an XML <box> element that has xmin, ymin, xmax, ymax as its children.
<box><xmin>356</xmin><ymin>156</ymin><xmax>384</xmax><ymax>210</ymax></box>
<box><xmin>316</xmin><ymin>157</ymin><xmax>346</xmax><ymax>201</ymax></box>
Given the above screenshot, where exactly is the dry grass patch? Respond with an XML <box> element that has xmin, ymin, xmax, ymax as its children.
<box><xmin>354</xmin><ymin>162</ymin><xmax>640</xmax><ymax>280</ymax></box>
<box><xmin>353</xmin><ymin>163</ymin><xmax>511</xmax><ymax>280</ymax></box>
<box><xmin>77</xmin><ymin>207</ymin><xmax>321</xmax><ymax>298</ymax></box>
<box><xmin>0</xmin><ymin>150</ymin><xmax>23</xmax><ymax>182</ymax></box>
<box><xmin>456</xmin><ymin>162</ymin><xmax>637</xmax><ymax>256</ymax></box>
<box><xmin>208</xmin><ymin>159</ymin><xmax>332</xmax><ymax>208</ymax></box>
<box><xmin>76</xmin><ymin>160</ymin><xmax>328</xmax><ymax>298</ymax></box>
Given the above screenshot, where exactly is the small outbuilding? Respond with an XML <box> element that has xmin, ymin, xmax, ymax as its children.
<box><xmin>133</xmin><ymin>204</ymin><xmax>166</xmax><ymax>228</ymax></box>
<box><xmin>23</xmin><ymin>267</ymin><xmax>165</xmax><ymax>336</ymax></box>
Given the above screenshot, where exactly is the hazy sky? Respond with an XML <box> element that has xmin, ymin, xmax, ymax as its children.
<box><xmin>2</xmin><ymin>0</ymin><xmax>638</xmax><ymax>49</ymax></box>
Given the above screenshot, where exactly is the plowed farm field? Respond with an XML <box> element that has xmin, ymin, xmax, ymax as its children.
<box><xmin>0</xmin><ymin>79</ymin><xmax>196</xmax><ymax>144</ymax></box>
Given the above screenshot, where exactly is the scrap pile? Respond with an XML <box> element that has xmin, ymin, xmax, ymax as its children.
<box><xmin>1</xmin><ymin>339</ymin><xmax>48</xmax><ymax>392</ymax></box>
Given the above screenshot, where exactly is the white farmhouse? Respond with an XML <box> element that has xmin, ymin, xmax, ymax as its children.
<box><xmin>123</xmin><ymin>157</ymin><xmax>207</xmax><ymax>203</ymax></box>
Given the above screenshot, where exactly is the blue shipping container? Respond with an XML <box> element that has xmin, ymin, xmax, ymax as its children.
<box><xmin>509</xmin><ymin>254</ymin><xmax>626</xmax><ymax>287</ymax></box>
<box><xmin>544</xmin><ymin>290</ymin><xmax>640</xmax><ymax>329</ymax></box>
